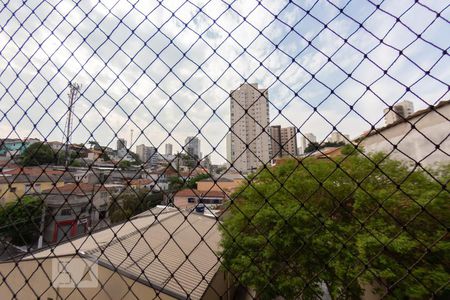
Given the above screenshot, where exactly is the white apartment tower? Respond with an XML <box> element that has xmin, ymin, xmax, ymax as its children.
<box><xmin>299</xmin><ymin>133</ymin><xmax>317</xmax><ymax>154</ymax></box>
<box><xmin>384</xmin><ymin>100</ymin><xmax>414</xmax><ymax>125</ymax></box>
<box><xmin>230</xmin><ymin>83</ymin><xmax>271</xmax><ymax>173</ymax></box>
<box><xmin>327</xmin><ymin>131</ymin><xmax>350</xmax><ymax>144</ymax></box>
<box><xmin>165</xmin><ymin>143</ymin><xmax>173</xmax><ymax>155</ymax></box>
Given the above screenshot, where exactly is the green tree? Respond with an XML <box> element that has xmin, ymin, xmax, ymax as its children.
<box><xmin>109</xmin><ymin>190</ymin><xmax>163</xmax><ymax>223</ymax></box>
<box><xmin>129</xmin><ymin>152</ymin><xmax>142</xmax><ymax>165</ymax></box>
<box><xmin>168</xmin><ymin>173</ymin><xmax>210</xmax><ymax>192</ymax></box>
<box><xmin>21</xmin><ymin>142</ymin><xmax>54</xmax><ymax>166</ymax></box>
<box><xmin>304</xmin><ymin>142</ymin><xmax>320</xmax><ymax>153</ymax></box>
<box><xmin>118</xmin><ymin>160</ymin><xmax>132</xmax><ymax>169</ymax></box>
<box><xmin>220</xmin><ymin>152</ymin><xmax>449</xmax><ymax>299</ymax></box>
<box><xmin>0</xmin><ymin>196</ymin><xmax>43</xmax><ymax>246</ymax></box>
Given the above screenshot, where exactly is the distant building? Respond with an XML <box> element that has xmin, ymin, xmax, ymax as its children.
<box><xmin>384</xmin><ymin>100</ymin><xmax>414</xmax><ymax>125</ymax></box>
<box><xmin>299</xmin><ymin>133</ymin><xmax>317</xmax><ymax>154</ymax></box>
<box><xmin>165</xmin><ymin>143</ymin><xmax>173</xmax><ymax>155</ymax></box>
<box><xmin>327</xmin><ymin>131</ymin><xmax>350</xmax><ymax>144</ymax></box>
<box><xmin>0</xmin><ymin>138</ymin><xmax>40</xmax><ymax>158</ymax></box>
<box><xmin>136</xmin><ymin>144</ymin><xmax>158</xmax><ymax>166</ymax></box>
<box><xmin>361</xmin><ymin>100</ymin><xmax>449</xmax><ymax>168</ymax></box>
<box><xmin>42</xmin><ymin>183</ymin><xmax>111</xmax><ymax>243</ymax></box>
<box><xmin>116</xmin><ymin>138</ymin><xmax>127</xmax><ymax>151</ymax></box>
<box><xmin>270</xmin><ymin>126</ymin><xmax>297</xmax><ymax>158</ymax></box>
<box><xmin>269</xmin><ymin>125</ymin><xmax>282</xmax><ymax>158</ymax></box>
<box><xmin>230</xmin><ymin>83</ymin><xmax>271</xmax><ymax>173</ymax></box>
<box><xmin>173</xmin><ymin>189</ymin><xmax>226</xmax><ymax>209</ymax></box>
<box><xmin>226</xmin><ymin>133</ymin><xmax>232</xmax><ymax>164</ymax></box>
<box><xmin>185</xmin><ymin>136</ymin><xmax>201</xmax><ymax>159</ymax></box>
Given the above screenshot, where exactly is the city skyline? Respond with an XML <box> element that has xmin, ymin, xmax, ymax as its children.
<box><xmin>0</xmin><ymin>1</ymin><xmax>448</xmax><ymax>165</ymax></box>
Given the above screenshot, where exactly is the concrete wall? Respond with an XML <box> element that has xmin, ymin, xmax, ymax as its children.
<box><xmin>360</xmin><ymin>104</ymin><xmax>450</xmax><ymax>168</ymax></box>
<box><xmin>0</xmin><ymin>257</ymin><xmax>176</xmax><ymax>299</ymax></box>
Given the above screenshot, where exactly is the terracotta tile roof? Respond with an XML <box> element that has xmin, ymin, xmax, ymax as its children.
<box><xmin>3</xmin><ymin>167</ymin><xmax>65</xmax><ymax>176</ymax></box>
<box><xmin>128</xmin><ymin>178</ymin><xmax>153</xmax><ymax>185</ymax></box>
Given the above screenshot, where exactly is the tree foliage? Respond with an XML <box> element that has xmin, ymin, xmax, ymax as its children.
<box><xmin>108</xmin><ymin>190</ymin><xmax>163</xmax><ymax>223</ymax></box>
<box><xmin>21</xmin><ymin>142</ymin><xmax>54</xmax><ymax>166</ymax></box>
<box><xmin>220</xmin><ymin>152</ymin><xmax>449</xmax><ymax>299</ymax></box>
<box><xmin>0</xmin><ymin>196</ymin><xmax>43</xmax><ymax>246</ymax></box>
<box><xmin>168</xmin><ymin>173</ymin><xmax>210</xmax><ymax>192</ymax></box>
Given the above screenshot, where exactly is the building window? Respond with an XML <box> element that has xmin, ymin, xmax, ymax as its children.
<box><xmin>187</xmin><ymin>198</ymin><xmax>196</xmax><ymax>203</ymax></box>
<box><xmin>10</xmin><ymin>187</ymin><xmax>16</xmax><ymax>193</ymax></box>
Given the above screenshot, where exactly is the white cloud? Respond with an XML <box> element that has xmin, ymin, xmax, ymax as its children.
<box><xmin>0</xmin><ymin>0</ymin><xmax>448</xmax><ymax>163</ymax></box>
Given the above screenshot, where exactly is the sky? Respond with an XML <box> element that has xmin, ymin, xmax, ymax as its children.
<box><xmin>0</xmin><ymin>0</ymin><xmax>449</xmax><ymax>164</ymax></box>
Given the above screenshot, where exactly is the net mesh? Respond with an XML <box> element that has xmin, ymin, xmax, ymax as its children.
<box><xmin>0</xmin><ymin>0</ymin><xmax>448</xmax><ymax>299</ymax></box>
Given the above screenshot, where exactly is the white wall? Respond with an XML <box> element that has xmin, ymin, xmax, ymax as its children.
<box><xmin>360</xmin><ymin>103</ymin><xmax>450</xmax><ymax>168</ymax></box>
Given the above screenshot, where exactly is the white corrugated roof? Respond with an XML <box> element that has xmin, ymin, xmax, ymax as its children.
<box><xmin>29</xmin><ymin>206</ymin><xmax>222</xmax><ymax>299</ymax></box>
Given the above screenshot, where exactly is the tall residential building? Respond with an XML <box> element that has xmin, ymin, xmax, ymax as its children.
<box><xmin>299</xmin><ymin>133</ymin><xmax>317</xmax><ymax>154</ymax></box>
<box><xmin>136</xmin><ymin>144</ymin><xmax>158</xmax><ymax>165</ymax></box>
<box><xmin>327</xmin><ymin>131</ymin><xmax>350</xmax><ymax>144</ymax></box>
<box><xmin>185</xmin><ymin>136</ymin><xmax>201</xmax><ymax>159</ymax></box>
<box><xmin>230</xmin><ymin>83</ymin><xmax>271</xmax><ymax>173</ymax></box>
<box><xmin>116</xmin><ymin>138</ymin><xmax>127</xmax><ymax>151</ymax></box>
<box><xmin>384</xmin><ymin>100</ymin><xmax>414</xmax><ymax>125</ymax></box>
<box><xmin>136</xmin><ymin>144</ymin><xmax>147</xmax><ymax>162</ymax></box>
<box><xmin>280</xmin><ymin>126</ymin><xmax>298</xmax><ymax>157</ymax></box>
<box><xmin>269</xmin><ymin>125</ymin><xmax>282</xmax><ymax>158</ymax></box>
<box><xmin>165</xmin><ymin>143</ymin><xmax>173</xmax><ymax>155</ymax></box>
<box><xmin>270</xmin><ymin>126</ymin><xmax>298</xmax><ymax>158</ymax></box>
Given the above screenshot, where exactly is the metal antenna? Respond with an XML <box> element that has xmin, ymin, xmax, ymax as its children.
<box><xmin>130</xmin><ymin>128</ymin><xmax>134</xmax><ymax>146</ymax></box>
<box><xmin>63</xmin><ymin>82</ymin><xmax>81</xmax><ymax>167</ymax></box>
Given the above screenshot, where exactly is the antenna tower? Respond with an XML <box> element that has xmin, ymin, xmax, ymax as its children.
<box><xmin>63</xmin><ymin>82</ymin><xmax>82</xmax><ymax>167</ymax></box>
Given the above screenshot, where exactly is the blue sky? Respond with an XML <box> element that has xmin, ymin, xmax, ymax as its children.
<box><xmin>0</xmin><ymin>0</ymin><xmax>448</xmax><ymax>163</ymax></box>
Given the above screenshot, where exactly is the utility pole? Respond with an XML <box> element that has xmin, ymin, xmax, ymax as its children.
<box><xmin>63</xmin><ymin>82</ymin><xmax>81</xmax><ymax>167</ymax></box>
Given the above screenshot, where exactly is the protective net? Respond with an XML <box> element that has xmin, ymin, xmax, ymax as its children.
<box><xmin>0</xmin><ymin>0</ymin><xmax>449</xmax><ymax>299</ymax></box>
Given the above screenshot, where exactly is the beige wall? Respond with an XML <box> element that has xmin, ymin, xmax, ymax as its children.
<box><xmin>360</xmin><ymin>104</ymin><xmax>450</xmax><ymax>168</ymax></box>
<box><xmin>0</xmin><ymin>257</ymin><xmax>176</xmax><ymax>300</ymax></box>
<box><xmin>173</xmin><ymin>195</ymin><xmax>196</xmax><ymax>209</ymax></box>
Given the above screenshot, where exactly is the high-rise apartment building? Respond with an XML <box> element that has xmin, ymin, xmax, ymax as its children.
<box><xmin>270</xmin><ymin>125</ymin><xmax>297</xmax><ymax>158</ymax></box>
<box><xmin>165</xmin><ymin>143</ymin><xmax>173</xmax><ymax>155</ymax></box>
<box><xmin>280</xmin><ymin>126</ymin><xmax>298</xmax><ymax>157</ymax></box>
<box><xmin>327</xmin><ymin>131</ymin><xmax>350</xmax><ymax>144</ymax></box>
<box><xmin>230</xmin><ymin>83</ymin><xmax>271</xmax><ymax>173</ymax></box>
<box><xmin>136</xmin><ymin>144</ymin><xmax>158</xmax><ymax>165</ymax></box>
<box><xmin>185</xmin><ymin>137</ymin><xmax>201</xmax><ymax>159</ymax></box>
<box><xmin>116</xmin><ymin>138</ymin><xmax>127</xmax><ymax>151</ymax></box>
<box><xmin>384</xmin><ymin>100</ymin><xmax>414</xmax><ymax>125</ymax></box>
<box><xmin>269</xmin><ymin>125</ymin><xmax>282</xmax><ymax>158</ymax></box>
<box><xmin>299</xmin><ymin>133</ymin><xmax>317</xmax><ymax>154</ymax></box>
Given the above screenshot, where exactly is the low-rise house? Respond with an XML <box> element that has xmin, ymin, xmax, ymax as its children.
<box><xmin>128</xmin><ymin>178</ymin><xmax>154</xmax><ymax>189</ymax></box>
<box><xmin>0</xmin><ymin>207</ymin><xmax>233</xmax><ymax>299</ymax></box>
<box><xmin>41</xmin><ymin>183</ymin><xmax>112</xmax><ymax>242</ymax></box>
<box><xmin>173</xmin><ymin>189</ymin><xmax>227</xmax><ymax>209</ymax></box>
<box><xmin>359</xmin><ymin>100</ymin><xmax>450</xmax><ymax>168</ymax></box>
<box><xmin>0</xmin><ymin>138</ymin><xmax>40</xmax><ymax>158</ymax></box>
<box><xmin>0</xmin><ymin>174</ymin><xmax>64</xmax><ymax>204</ymax></box>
